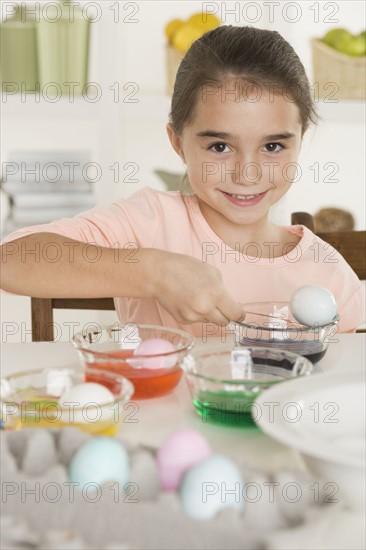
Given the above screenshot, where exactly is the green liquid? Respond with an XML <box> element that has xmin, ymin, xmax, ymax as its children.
<box><xmin>193</xmin><ymin>390</ymin><xmax>260</xmax><ymax>428</ymax></box>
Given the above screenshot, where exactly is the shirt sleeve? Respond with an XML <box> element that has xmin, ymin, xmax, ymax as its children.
<box><xmin>1</xmin><ymin>187</ymin><xmax>162</xmax><ymax>249</ymax></box>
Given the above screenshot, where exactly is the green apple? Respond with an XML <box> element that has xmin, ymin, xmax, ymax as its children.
<box><xmin>322</xmin><ymin>28</ymin><xmax>366</xmax><ymax>56</ymax></box>
<box><xmin>322</xmin><ymin>28</ymin><xmax>352</xmax><ymax>50</ymax></box>
<box><xmin>343</xmin><ymin>34</ymin><xmax>366</xmax><ymax>56</ymax></box>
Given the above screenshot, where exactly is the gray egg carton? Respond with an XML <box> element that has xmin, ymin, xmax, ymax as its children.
<box><xmin>1</xmin><ymin>428</ymin><xmax>323</xmax><ymax>550</ymax></box>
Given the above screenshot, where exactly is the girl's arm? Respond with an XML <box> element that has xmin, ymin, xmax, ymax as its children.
<box><xmin>1</xmin><ymin>233</ymin><xmax>244</xmax><ymax>325</ymax></box>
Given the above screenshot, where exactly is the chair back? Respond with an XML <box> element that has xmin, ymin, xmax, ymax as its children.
<box><xmin>31</xmin><ymin>297</ymin><xmax>115</xmax><ymax>342</ymax></box>
<box><xmin>291</xmin><ymin>211</ymin><xmax>366</xmax><ymax>280</ymax></box>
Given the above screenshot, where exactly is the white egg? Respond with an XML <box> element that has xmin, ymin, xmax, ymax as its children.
<box><xmin>69</xmin><ymin>437</ymin><xmax>129</xmax><ymax>493</ymax></box>
<box><xmin>180</xmin><ymin>455</ymin><xmax>244</xmax><ymax>519</ymax></box>
<box><xmin>290</xmin><ymin>285</ymin><xmax>337</xmax><ymax>326</ymax></box>
<box><xmin>59</xmin><ymin>383</ymin><xmax>114</xmax><ymax>424</ymax></box>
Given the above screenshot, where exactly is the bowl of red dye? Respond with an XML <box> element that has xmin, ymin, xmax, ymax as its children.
<box><xmin>73</xmin><ymin>323</ymin><xmax>195</xmax><ymax>399</ymax></box>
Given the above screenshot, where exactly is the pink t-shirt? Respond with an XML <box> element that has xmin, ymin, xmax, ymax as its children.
<box><xmin>3</xmin><ymin>187</ymin><xmax>365</xmax><ymax>335</ymax></box>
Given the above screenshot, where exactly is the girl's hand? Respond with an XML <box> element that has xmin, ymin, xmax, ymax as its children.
<box><xmin>150</xmin><ymin>251</ymin><xmax>245</xmax><ymax>325</ymax></box>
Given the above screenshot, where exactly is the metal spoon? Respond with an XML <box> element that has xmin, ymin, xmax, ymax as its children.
<box><xmin>240</xmin><ymin>310</ymin><xmax>292</xmax><ymax>322</ymax></box>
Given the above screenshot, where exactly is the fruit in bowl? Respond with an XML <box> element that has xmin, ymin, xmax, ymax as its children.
<box><xmin>73</xmin><ymin>323</ymin><xmax>195</xmax><ymax>399</ymax></box>
<box><xmin>322</xmin><ymin>27</ymin><xmax>366</xmax><ymax>56</ymax></box>
<box><xmin>164</xmin><ymin>12</ymin><xmax>221</xmax><ymax>53</ymax></box>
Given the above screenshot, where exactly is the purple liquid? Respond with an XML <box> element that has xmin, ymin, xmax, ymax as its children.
<box><xmin>301</xmin><ymin>348</ymin><xmax>327</xmax><ymax>364</ymax></box>
<box><xmin>239</xmin><ymin>338</ymin><xmax>326</xmax><ymax>364</ymax></box>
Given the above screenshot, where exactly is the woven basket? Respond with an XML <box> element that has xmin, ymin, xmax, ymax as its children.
<box><xmin>311</xmin><ymin>38</ymin><xmax>366</xmax><ymax>100</ymax></box>
<box><xmin>165</xmin><ymin>44</ymin><xmax>184</xmax><ymax>95</ymax></box>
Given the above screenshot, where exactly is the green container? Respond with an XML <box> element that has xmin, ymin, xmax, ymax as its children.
<box><xmin>0</xmin><ymin>6</ymin><xmax>39</xmax><ymax>91</ymax></box>
<box><xmin>36</xmin><ymin>0</ymin><xmax>90</xmax><ymax>96</ymax></box>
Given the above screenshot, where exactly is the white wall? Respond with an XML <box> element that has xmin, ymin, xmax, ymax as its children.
<box><xmin>260</xmin><ymin>0</ymin><xmax>366</xmax><ymax>227</ymax></box>
<box><xmin>1</xmin><ymin>1</ymin><xmax>365</xmax><ymax>342</ymax></box>
<box><xmin>2</xmin><ymin>1</ymin><xmax>365</xmax><ymax>223</ymax></box>
<box><xmin>117</xmin><ymin>1</ymin><xmax>366</xmax><ymax>227</ymax></box>
<box><xmin>117</xmin><ymin>1</ymin><xmax>365</xmax><ymax>227</ymax></box>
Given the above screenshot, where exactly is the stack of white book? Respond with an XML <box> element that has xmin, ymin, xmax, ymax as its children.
<box><xmin>2</xmin><ymin>150</ymin><xmax>96</xmax><ymax>235</ymax></box>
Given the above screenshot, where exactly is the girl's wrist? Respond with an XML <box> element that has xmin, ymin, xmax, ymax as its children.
<box><xmin>130</xmin><ymin>248</ymin><xmax>170</xmax><ymax>299</ymax></box>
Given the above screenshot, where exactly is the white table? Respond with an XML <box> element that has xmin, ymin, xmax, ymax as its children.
<box><xmin>2</xmin><ymin>334</ymin><xmax>365</xmax><ymax>473</ymax></box>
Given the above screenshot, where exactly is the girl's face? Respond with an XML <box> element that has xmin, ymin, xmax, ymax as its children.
<box><xmin>167</xmin><ymin>81</ymin><xmax>303</xmax><ymax>234</ymax></box>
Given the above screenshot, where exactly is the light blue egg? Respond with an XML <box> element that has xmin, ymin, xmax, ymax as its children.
<box><xmin>69</xmin><ymin>437</ymin><xmax>129</xmax><ymax>492</ymax></box>
<box><xmin>180</xmin><ymin>455</ymin><xmax>244</xmax><ymax>519</ymax></box>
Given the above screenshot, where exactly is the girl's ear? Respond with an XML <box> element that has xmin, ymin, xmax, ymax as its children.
<box><xmin>166</xmin><ymin>124</ymin><xmax>185</xmax><ymax>163</ymax></box>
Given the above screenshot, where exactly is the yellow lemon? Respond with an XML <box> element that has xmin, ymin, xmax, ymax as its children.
<box><xmin>164</xmin><ymin>19</ymin><xmax>185</xmax><ymax>43</ymax></box>
<box><xmin>187</xmin><ymin>13</ymin><xmax>221</xmax><ymax>31</ymax></box>
<box><xmin>172</xmin><ymin>23</ymin><xmax>205</xmax><ymax>53</ymax></box>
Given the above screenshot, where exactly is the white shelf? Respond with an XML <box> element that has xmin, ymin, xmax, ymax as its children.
<box><xmin>1</xmin><ymin>93</ymin><xmax>172</xmax><ymax>121</ymax></box>
<box><xmin>1</xmin><ymin>94</ymin><xmax>99</xmax><ymax>119</ymax></box>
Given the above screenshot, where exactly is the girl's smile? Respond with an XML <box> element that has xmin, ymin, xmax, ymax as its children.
<box><xmin>168</xmin><ymin>82</ymin><xmax>303</xmax><ymax>249</ymax></box>
<box><xmin>220</xmin><ymin>189</ymin><xmax>269</xmax><ymax>207</ymax></box>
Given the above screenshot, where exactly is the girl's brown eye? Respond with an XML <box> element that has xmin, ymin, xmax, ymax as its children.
<box><xmin>265</xmin><ymin>143</ymin><xmax>284</xmax><ymax>152</ymax></box>
<box><xmin>210</xmin><ymin>143</ymin><xmax>228</xmax><ymax>153</ymax></box>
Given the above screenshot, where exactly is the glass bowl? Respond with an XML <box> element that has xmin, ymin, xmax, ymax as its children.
<box><xmin>0</xmin><ymin>366</ymin><xmax>134</xmax><ymax>436</ymax></box>
<box><xmin>235</xmin><ymin>301</ymin><xmax>339</xmax><ymax>363</ymax></box>
<box><xmin>73</xmin><ymin>323</ymin><xmax>195</xmax><ymax>399</ymax></box>
<box><xmin>181</xmin><ymin>346</ymin><xmax>313</xmax><ymax>427</ymax></box>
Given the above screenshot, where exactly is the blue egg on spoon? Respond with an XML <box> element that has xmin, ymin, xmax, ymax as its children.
<box><xmin>290</xmin><ymin>285</ymin><xmax>337</xmax><ymax>326</ymax></box>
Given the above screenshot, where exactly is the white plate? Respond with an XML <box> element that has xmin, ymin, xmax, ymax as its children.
<box><xmin>255</xmin><ymin>370</ymin><xmax>366</xmax><ymax>510</ymax></box>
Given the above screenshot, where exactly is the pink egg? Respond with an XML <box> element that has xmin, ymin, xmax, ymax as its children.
<box><xmin>157</xmin><ymin>429</ymin><xmax>212</xmax><ymax>491</ymax></box>
<box><xmin>133</xmin><ymin>338</ymin><xmax>178</xmax><ymax>369</ymax></box>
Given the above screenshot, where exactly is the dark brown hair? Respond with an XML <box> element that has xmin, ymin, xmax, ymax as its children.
<box><xmin>170</xmin><ymin>25</ymin><xmax>317</xmax><ymax>136</ymax></box>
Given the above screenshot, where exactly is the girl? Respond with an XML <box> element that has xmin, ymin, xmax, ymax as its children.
<box><xmin>1</xmin><ymin>26</ymin><xmax>364</xmax><ymax>335</ymax></box>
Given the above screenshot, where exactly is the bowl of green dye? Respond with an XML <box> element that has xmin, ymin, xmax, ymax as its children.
<box><xmin>181</xmin><ymin>347</ymin><xmax>313</xmax><ymax>427</ymax></box>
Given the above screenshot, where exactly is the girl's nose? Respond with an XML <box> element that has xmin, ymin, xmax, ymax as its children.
<box><xmin>231</xmin><ymin>159</ymin><xmax>262</xmax><ymax>186</ymax></box>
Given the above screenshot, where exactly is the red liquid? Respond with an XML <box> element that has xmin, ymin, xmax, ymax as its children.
<box><xmin>86</xmin><ymin>349</ymin><xmax>182</xmax><ymax>399</ymax></box>
<box><xmin>84</xmin><ymin>371</ymin><xmax>122</xmax><ymax>394</ymax></box>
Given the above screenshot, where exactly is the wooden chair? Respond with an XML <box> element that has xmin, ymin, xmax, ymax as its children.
<box><xmin>291</xmin><ymin>212</ymin><xmax>366</xmax><ymax>280</ymax></box>
<box><xmin>31</xmin><ymin>297</ymin><xmax>115</xmax><ymax>342</ymax></box>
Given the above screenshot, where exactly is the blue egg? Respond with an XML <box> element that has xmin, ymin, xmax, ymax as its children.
<box><xmin>180</xmin><ymin>454</ymin><xmax>244</xmax><ymax>519</ymax></box>
<box><xmin>69</xmin><ymin>437</ymin><xmax>129</xmax><ymax>492</ymax></box>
